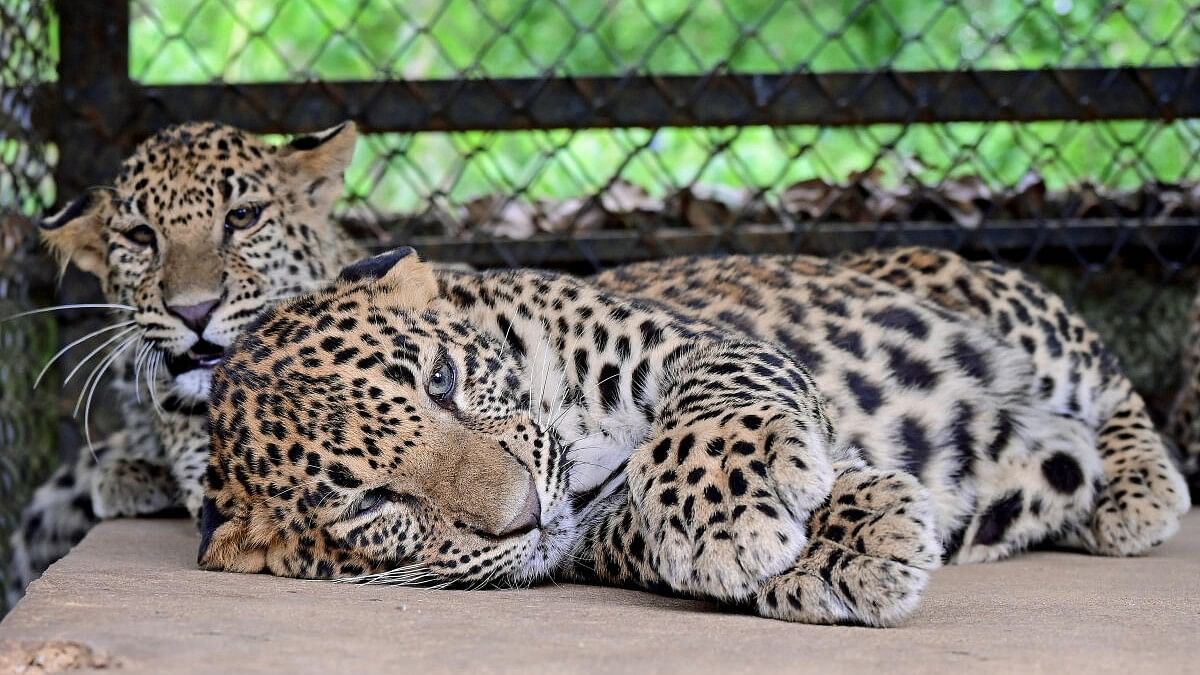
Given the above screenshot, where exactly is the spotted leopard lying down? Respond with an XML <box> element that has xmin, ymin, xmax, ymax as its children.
<box><xmin>200</xmin><ymin>246</ymin><xmax>1189</xmax><ymax>626</ymax></box>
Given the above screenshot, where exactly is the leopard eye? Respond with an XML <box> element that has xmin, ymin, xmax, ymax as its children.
<box><xmin>426</xmin><ymin>359</ymin><xmax>457</xmax><ymax>406</ymax></box>
<box><xmin>122</xmin><ymin>224</ymin><xmax>156</xmax><ymax>248</ymax></box>
<box><xmin>224</xmin><ymin>204</ymin><xmax>263</xmax><ymax>231</ymax></box>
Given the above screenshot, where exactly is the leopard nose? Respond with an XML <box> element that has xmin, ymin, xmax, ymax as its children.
<box><xmin>497</xmin><ymin>475</ymin><xmax>541</xmax><ymax>537</ymax></box>
<box><xmin>167</xmin><ymin>298</ymin><xmax>219</xmax><ymax>332</ymax></box>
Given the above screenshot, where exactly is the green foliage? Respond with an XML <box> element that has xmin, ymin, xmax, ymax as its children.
<box><xmin>118</xmin><ymin>1</ymin><xmax>1200</xmax><ymax>211</ymax></box>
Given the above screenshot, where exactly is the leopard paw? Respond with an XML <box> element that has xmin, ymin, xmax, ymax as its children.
<box><xmin>628</xmin><ymin>411</ymin><xmax>834</xmax><ymax>602</ymax></box>
<box><xmin>820</xmin><ymin>463</ymin><xmax>942</xmax><ymax>569</ymax></box>
<box><xmin>1081</xmin><ymin>461</ymin><xmax>1189</xmax><ymax>556</ymax></box>
<box><xmin>91</xmin><ymin>457</ymin><xmax>179</xmax><ymax>520</ymax></box>
<box><xmin>755</xmin><ymin>462</ymin><xmax>940</xmax><ymax>626</ymax></box>
<box><xmin>755</xmin><ymin>549</ymin><xmax>930</xmax><ymax>626</ymax></box>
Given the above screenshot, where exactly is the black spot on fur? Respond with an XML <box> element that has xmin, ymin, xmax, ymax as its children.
<box><xmin>948</xmin><ymin>336</ymin><xmax>992</xmax><ymax>383</ymax></box>
<box><xmin>867</xmin><ymin>306</ymin><xmax>929</xmax><ymax>339</ymax></box>
<box><xmin>972</xmin><ymin>490</ymin><xmax>1023</xmax><ymax>546</ymax></box>
<box><xmin>327</xmin><ymin>462</ymin><xmax>362</xmax><ymax>489</ymax></box>
<box><xmin>844</xmin><ymin>370</ymin><xmax>882</xmax><ymax>414</ymax></box>
<box><xmin>1041</xmin><ymin>452</ymin><xmax>1084</xmax><ymax>494</ymax></box>
<box><xmin>598</xmin><ymin>364</ymin><xmax>621</xmax><ymax>411</ymax></box>
<box><xmin>898</xmin><ymin>416</ymin><xmax>933</xmax><ymax>477</ymax></box>
<box><xmin>883</xmin><ymin>344</ymin><xmax>939</xmax><ymax>389</ymax></box>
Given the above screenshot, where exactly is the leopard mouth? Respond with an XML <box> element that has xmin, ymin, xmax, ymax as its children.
<box><xmin>165</xmin><ymin>339</ymin><xmax>226</xmax><ymax>377</ymax></box>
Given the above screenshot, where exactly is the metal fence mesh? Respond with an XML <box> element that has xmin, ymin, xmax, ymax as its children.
<box><xmin>0</xmin><ymin>0</ymin><xmax>60</xmax><ymax>614</ymax></box>
<box><xmin>3</xmin><ymin>0</ymin><xmax>1200</xmax><ymax>611</ymax></box>
<box><xmin>125</xmin><ymin>0</ymin><xmax>1200</xmax><ymax>211</ymax></box>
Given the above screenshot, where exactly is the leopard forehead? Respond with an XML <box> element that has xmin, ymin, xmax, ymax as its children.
<box><xmin>111</xmin><ymin>122</ymin><xmax>277</xmax><ymax>228</ymax></box>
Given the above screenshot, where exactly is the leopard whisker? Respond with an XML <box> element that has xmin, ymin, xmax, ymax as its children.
<box><xmin>80</xmin><ymin>335</ymin><xmax>138</xmax><ymax>458</ymax></box>
<box><xmin>353</xmin><ymin>569</ymin><xmax>426</xmax><ymax>585</ymax></box>
<box><xmin>147</xmin><ymin>351</ymin><xmax>167</xmax><ymax>418</ymax></box>
<box><xmin>333</xmin><ymin>562</ymin><xmax>429</xmax><ymax>584</ymax></box>
<box><xmin>535</xmin><ymin>341</ymin><xmax>559</xmax><ymax>427</ymax></box>
<box><xmin>132</xmin><ymin>342</ymin><xmax>155</xmax><ymax>405</ymax></box>
<box><xmin>61</xmin><ymin>325</ymin><xmax>138</xmax><ymax>388</ymax></box>
<box><xmin>549</xmin><ymin>370</ymin><xmax>622</xmax><ymax>437</ymax></box>
<box><xmin>428</xmin><ymin>578</ymin><xmax>457</xmax><ymax>591</ymax></box>
<box><xmin>526</xmin><ymin>334</ymin><xmax>547</xmax><ymax>422</ymax></box>
<box><xmin>547</xmin><ymin>391</ymin><xmax>586</xmax><ymax>434</ymax></box>
<box><xmin>75</xmin><ymin>332</ymin><xmax>138</xmax><ymax>417</ymax></box>
<box><xmin>33</xmin><ymin>320</ymin><xmax>137</xmax><ymax>389</ymax></box>
<box><xmin>0</xmin><ymin>303</ymin><xmax>135</xmax><ymax>323</ymax></box>
<box><xmin>468</xmin><ymin>565</ymin><xmax>501</xmax><ymax>591</ymax></box>
<box><xmin>358</xmin><ymin>566</ymin><xmax>441</xmax><ymax>587</ymax></box>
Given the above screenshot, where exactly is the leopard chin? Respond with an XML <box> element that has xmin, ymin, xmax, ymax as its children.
<box><xmin>171</xmin><ymin>366</ymin><xmax>216</xmax><ymax>402</ymax></box>
<box><xmin>163</xmin><ymin>339</ymin><xmax>228</xmax><ymax>402</ymax></box>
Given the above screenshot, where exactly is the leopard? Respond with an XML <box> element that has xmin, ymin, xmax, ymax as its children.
<box><xmin>199</xmin><ymin>244</ymin><xmax>1189</xmax><ymax>626</ymax></box>
<box><xmin>5</xmin><ymin>120</ymin><xmax>365</xmax><ymax>609</ymax></box>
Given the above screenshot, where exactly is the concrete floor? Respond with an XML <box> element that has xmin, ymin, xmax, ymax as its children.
<box><xmin>1</xmin><ymin>512</ymin><xmax>1197</xmax><ymax>674</ymax></box>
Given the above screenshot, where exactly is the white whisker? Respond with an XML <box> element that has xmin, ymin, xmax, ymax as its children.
<box><xmin>33</xmin><ymin>320</ymin><xmax>136</xmax><ymax>389</ymax></box>
<box><xmin>75</xmin><ymin>333</ymin><xmax>136</xmax><ymax>417</ymax></box>
<box><xmin>526</xmin><ymin>335</ymin><xmax>546</xmax><ymax>421</ymax></box>
<box><xmin>132</xmin><ymin>343</ymin><xmax>154</xmax><ymax>404</ymax></box>
<box><xmin>536</xmin><ymin>345</ymin><xmax>557</xmax><ymax>428</ymax></box>
<box><xmin>61</xmin><ymin>325</ymin><xmax>139</xmax><ymax>387</ymax></box>
<box><xmin>80</xmin><ymin>336</ymin><xmax>137</xmax><ymax>457</ymax></box>
<box><xmin>147</xmin><ymin>352</ymin><xmax>166</xmax><ymax>418</ymax></box>
<box><xmin>0</xmin><ymin>302</ymin><xmax>133</xmax><ymax>319</ymax></box>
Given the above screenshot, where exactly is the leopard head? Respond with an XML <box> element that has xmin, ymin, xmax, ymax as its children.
<box><xmin>200</xmin><ymin>249</ymin><xmax>577</xmax><ymax>586</ymax></box>
<box><xmin>40</xmin><ymin>121</ymin><xmax>362</xmax><ymax>401</ymax></box>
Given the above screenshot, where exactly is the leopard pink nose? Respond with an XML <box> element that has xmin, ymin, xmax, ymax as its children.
<box><xmin>167</xmin><ymin>298</ymin><xmax>219</xmax><ymax>332</ymax></box>
<box><xmin>497</xmin><ymin>475</ymin><xmax>541</xmax><ymax>537</ymax></box>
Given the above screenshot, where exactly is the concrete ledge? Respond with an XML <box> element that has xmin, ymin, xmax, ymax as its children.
<box><xmin>2</xmin><ymin>513</ymin><xmax>1197</xmax><ymax>674</ymax></box>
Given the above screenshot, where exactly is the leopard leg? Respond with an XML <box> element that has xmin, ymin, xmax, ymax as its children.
<box><xmin>160</xmin><ymin>413</ymin><xmax>210</xmax><ymax>519</ymax></box>
<box><xmin>755</xmin><ymin>454</ymin><xmax>940</xmax><ymax>627</ymax></box>
<box><xmin>5</xmin><ymin>444</ymin><xmax>104</xmax><ymax>608</ymax></box>
<box><xmin>1061</xmin><ymin>392</ymin><xmax>1190</xmax><ymax>556</ymax></box>
<box><xmin>575</xmin><ymin>341</ymin><xmax>836</xmax><ymax>603</ymax></box>
<box><xmin>950</xmin><ymin>409</ymin><xmax>1103</xmax><ymax>562</ymax></box>
<box><xmin>844</xmin><ymin>248</ymin><xmax>1190</xmax><ymax>555</ymax></box>
<box><xmin>90</xmin><ymin>455</ymin><xmax>179</xmax><ymax>519</ymax></box>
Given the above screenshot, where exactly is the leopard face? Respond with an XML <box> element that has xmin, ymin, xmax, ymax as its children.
<box><xmin>40</xmin><ymin>121</ymin><xmax>362</xmax><ymax>402</ymax></box>
<box><xmin>200</xmin><ymin>250</ymin><xmax>576</xmax><ymax>585</ymax></box>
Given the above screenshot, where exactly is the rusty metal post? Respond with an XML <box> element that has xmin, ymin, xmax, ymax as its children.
<box><xmin>51</xmin><ymin>0</ymin><xmax>134</xmax><ymax>198</ymax></box>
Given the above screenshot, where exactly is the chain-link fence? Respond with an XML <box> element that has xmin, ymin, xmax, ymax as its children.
<box><xmin>0</xmin><ymin>0</ymin><xmax>61</xmax><ymax>614</ymax></box>
<box><xmin>4</xmin><ymin>0</ymin><xmax>1200</xmax><ymax>610</ymax></box>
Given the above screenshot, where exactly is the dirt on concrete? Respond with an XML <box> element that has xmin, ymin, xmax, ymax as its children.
<box><xmin>0</xmin><ymin>640</ymin><xmax>114</xmax><ymax>673</ymax></box>
<box><xmin>1</xmin><ymin>512</ymin><xmax>1197</xmax><ymax>674</ymax></box>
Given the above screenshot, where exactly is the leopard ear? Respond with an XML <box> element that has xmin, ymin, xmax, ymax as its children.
<box><xmin>39</xmin><ymin>191</ymin><xmax>113</xmax><ymax>278</ymax></box>
<box><xmin>278</xmin><ymin>121</ymin><xmax>358</xmax><ymax>211</ymax></box>
<box><xmin>338</xmin><ymin>247</ymin><xmax>438</xmax><ymax>309</ymax></box>
<box><xmin>197</xmin><ymin>497</ymin><xmax>266</xmax><ymax>573</ymax></box>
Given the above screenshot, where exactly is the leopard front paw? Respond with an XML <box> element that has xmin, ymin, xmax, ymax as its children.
<box><xmin>1081</xmin><ymin>461</ymin><xmax>1189</xmax><ymax>556</ymax></box>
<box><xmin>90</xmin><ymin>457</ymin><xmax>179</xmax><ymax>520</ymax></box>
<box><xmin>628</xmin><ymin>412</ymin><xmax>834</xmax><ymax>601</ymax></box>
<box><xmin>755</xmin><ymin>462</ymin><xmax>940</xmax><ymax>626</ymax></box>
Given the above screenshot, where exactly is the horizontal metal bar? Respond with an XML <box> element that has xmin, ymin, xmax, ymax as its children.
<box><xmin>378</xmin><ymin>218</ymin><xmax>1200</xmax><ymax>268</ymax></box>
<box><xmin>33</xmin><ymin>67</ymin><xmax>1200</xmax><ymax>136</ymax></box>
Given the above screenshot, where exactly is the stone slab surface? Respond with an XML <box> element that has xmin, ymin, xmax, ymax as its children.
<box><xmin>2</xmin><ymin>512</ymin><xmax>1198</xmax><ymax>674</ymax></box>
